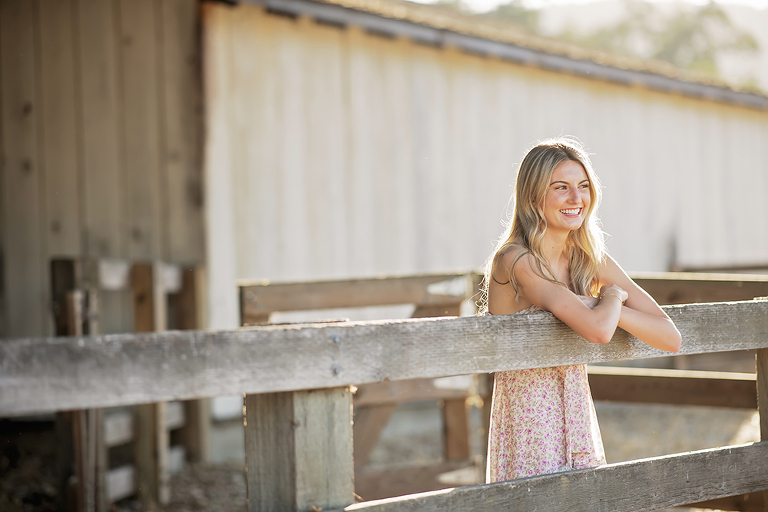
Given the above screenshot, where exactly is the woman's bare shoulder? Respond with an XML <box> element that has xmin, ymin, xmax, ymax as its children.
<box><xmin>497</xmin><ymin>243</ymin><xmax>529</xmax><ymax>269</ymax></box>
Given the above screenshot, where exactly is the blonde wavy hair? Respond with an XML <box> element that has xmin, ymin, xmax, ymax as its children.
<box><xmin>478</xmin><ymin>138</ymin><xmax>606</xmax><ymax>314</ymax></box>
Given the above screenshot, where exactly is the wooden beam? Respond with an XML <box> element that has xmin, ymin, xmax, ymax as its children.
<box><xmin>631</xmin><ymin>272</ymin><xmax>768</xmax><ymax>305</ymax></box>
<box><xmin>132</xmin><ymin>261</ymin><xmax>171</xmax><ymax>507</ymax></box>
<box><xmin>757</xmin><ymin>348</ymin><xmax>768</xmax><ymax>512</ymax></box>
<box><xmin>240</xmin><ymin>273</ymin><xmax>473</xmax><ymax>323</ymax></box>
<box><xmin>340</xmin><ymin>442</ymin><xmax>768</xmax><ymax>512</ymax></box>
<box><xmin>443</xmin><ymin>399</ymin><xmax>470</xmax><ymax>461</ymax></box>
<box><xmin>3</xmin><ymin>300</ymin><xmax>768</xmax><ymax>416</ymax></box>
<box><xmin>353</xmin><ymin>379</ymin><xmax>470</xmax><ymax>408</ymax></box>
<box><xmin>134</xmin><ymin>402</ymin><xmax>169</xmax><ymax>508</ymax></box>
<box><xmin>244</xmin><ymin>387</ymin><xmax>354</xmax><ymax>511</ymax></box>
<box><xmin>353</xmin><ymin>405</ymin><xmax>396</xmax><ymax>467</ymax></box>
<box><xmin>588</xmin><ymin>366</ymin><xmax>757</xmax><ymax>409</ymax></box>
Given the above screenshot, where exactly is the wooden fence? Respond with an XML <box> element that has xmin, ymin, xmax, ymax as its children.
<box><xmin>2</xmin><ymin>295</ymin><xmax>768</xmax><ymax>511</ymax></box>
<box><xmin>49</xmin><ymin>257</ymin><xmax>207</xmax><ymax>511</ymax></box>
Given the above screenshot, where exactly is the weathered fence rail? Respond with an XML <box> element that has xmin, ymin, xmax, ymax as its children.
<box><xmin>2</xmin><ymin>299</ymin><xmax>767</xmax><ymax>511</ymax></box>
<box><xmin>2</xmin><ymin>300</ymin><xmax>766</xmax><ymax>415</ymax></box>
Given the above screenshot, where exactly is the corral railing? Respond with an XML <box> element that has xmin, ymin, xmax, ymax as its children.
<box><xmin>2</xmin><ymin>299</ymin><xmax>768</xmax><ymax>511</ymax></box>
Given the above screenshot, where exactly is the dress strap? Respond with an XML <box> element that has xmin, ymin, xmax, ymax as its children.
<box><xmin>491</xmin><ymin>274</ymin><xmax>510</xmax><ymax>286</ymax></box>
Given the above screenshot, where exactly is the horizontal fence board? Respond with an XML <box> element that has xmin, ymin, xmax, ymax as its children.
<box><xmin>353</xmin><ymin>378</ymin><xmax>470</xmax><ymax>407</ymax></box>
<box><xmin>2</xmin><ymin>301</ymin><xmax>768</xmax><ymax>415</ymax></box>
<box><xmin>631</xmin><ymin>272</ymin><xmax>768</xmax><ymax>305</ymax></box>
<box><xmin>240</xmin><ymin>273</ymin><xmax>474</xmax><ymax>319</ymax></box>
<box><xmin>341</xmin><ymin>442</ymin><xmax>768</xmax><ymax>512</ymax></box>
<box><xmin>588</xmin><ymin>366</ymin><xmax>758</xmax><ymax>409</ymax></box>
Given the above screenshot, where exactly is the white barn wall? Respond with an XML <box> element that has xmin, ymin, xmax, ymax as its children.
<box><xmin>203</xmin><ymin>3</ymin><xmax>768</xmax><ymax>330</ymax></box>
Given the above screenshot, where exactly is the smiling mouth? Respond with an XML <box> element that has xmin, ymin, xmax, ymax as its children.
<box><xmin>560</xmin><ymin>208</ymin><xmax>582</xmax><ymax>216</ymax></box>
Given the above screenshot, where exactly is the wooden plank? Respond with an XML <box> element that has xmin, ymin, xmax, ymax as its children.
<box><xmin>0</xmin><ymin>0</ymin><xmax>46</xmax><ymax>337</ymax></box>
<box><xmin>353</xmin><ymin>379</ymin><xmax>470</xmax><ymax>407</ymax></box>
<box><xmin>39</xmin><ymin>0</ymin><xmax>81</xmax><ymax>258</ymax></box>
<box><xmin>76</xmin><ymin>0</ymin><xmax>121</xmax><ymax>259</ymax></box>
<box><xmin>588</xmin><ymin>366</ymin><xmax>758</xmax><ymax>409</ymax></box>
<box><xmin>160</xmin><ymin>0</ymin><xmax>204</xmax><ymax>265</ymax></box>
<box><xmin>134</xmin><ymin>402</ymin><xmax>169</xmax><ymax>507</ymax></box>
<box><xmin>104</xmin><ymin>409</ymin><xmax>133</xmax><ymax>447</ymax></box>
<box><xmin>244</xmin><ymin>387</ymin><xmax>354</xmax><ymax>511</ymax></box>
<box><xmin>76</xmin><ymin>0</ymin><xmax>126</xmax><ymax>334</ymax></box>
<box><xmin>632</xmin><ymin>272</ymin><xmax>768</xmax><ymax>305</ymax></box>
<box><xmin>353</xmin><ymin>405</ymin><xmax>396</xmax><ymax>467</ymax></box>
<box><xmin>442</xmin><ymin>399</ymin><xmax>469</xmax><ymax>461</ymax></box>
<box><xmin>107</xmin><ymin>465</ymin><xmax>135</xmax><ymax>502</ymax></box>
<box><xmin>72</xmin><ymin>410</ymin><xmax>93</xmax><ymax>512</ymax></box>
<box><xmin>132</xmin><ymin>260</ymin><xmax>170</xmax><ymax>507</ymax></box>
<box><xmin>340</xmin><ymin>442</ymin><xmax>768</xmax><ymax>512</ymax></box>
<box><xmin>355</xmin><ymin>459</ymin><xmax>477</xmax><ymax>502</ymax></box>
<box><xmin>166</xmin><ymin>400</ymin><xmax>185</xmax><ymax>430</ymax></box>
<box><xmin>240</xmin><ymin>273</ymin><xmax>473</xmax><ymax>322</ymax></box>
<box><xmin>168</xmin><ymin>445</ymin><xmax>185</xmax><ymax>476</ymax></box>
<box><xmin>4</xmin><ymin>300</ymin><xmax>768</xmax><ymax>415</ymax></box>
<box><xmin>117</xmin><ymin>0</ymin><xmax>163</xmax><ymax>261</ymax></box>
<box><xmin>757</xmin><ymin>348</ymin><xmax>768</xmax><ymax>512</ymax></box>
<box><xmin>412</xmin><ymin>303</ymin><xmax>461</xmax><ymax>319</ymax></box>
<box><xmin>132</xmin><ymin>262</ymin><xmax>167</xmax><ymax>332</ymax></box>
<box><xmin>180</xmin><ymin>398</ymin><xmax>211</xmax><ymax>463</ymax></box>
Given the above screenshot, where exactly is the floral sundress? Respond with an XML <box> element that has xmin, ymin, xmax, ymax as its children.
<box><xmin>485</xmin><ymin>305</ymin><xmax>606</xmax><ymax>483</ymax></box>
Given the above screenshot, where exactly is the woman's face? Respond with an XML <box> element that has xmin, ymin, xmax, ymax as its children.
<box><xmin>542</xmin><ymin>159</ymin><xmax>591</xmax><ymax>235</ymax></box>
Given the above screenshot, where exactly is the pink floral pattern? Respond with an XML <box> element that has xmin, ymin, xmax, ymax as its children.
<box><xmin>486</xmin><ymin>305</ymin><xmax>605</xmax><ymax>483</ymax></box>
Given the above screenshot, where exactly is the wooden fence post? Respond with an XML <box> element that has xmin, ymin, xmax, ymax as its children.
<box><xmin>412</xmin><ymin>303</ymin><xmax>471</xmax><ymax>461</ymax></box>
<box><xmin>174</xmin><ymin>266</ymin><xmax>211</xmax><ymax>463</ymax></box>
<box><xmin>132</xmin><ymin>262</ymin><xmax>170</xmax><ymax>508</ymax></box>
<box><xmin>244</xmin><ymin>388</ymin><xmax>354</xmax><ymax>512</ymax></box>
<box><xmin>757</xmin><ymin>348</ymin><xmax>768</xmax><ymax>512</ymax></box>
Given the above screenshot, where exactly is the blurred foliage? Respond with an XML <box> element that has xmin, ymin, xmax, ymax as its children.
<box><xmin>434</xmin><ymin>0</ymin><xmax>759</xmax><ymax>83</ymax></box>
<box><xmin>435</xmin><ymin>0</ymin><xmax>540</xmax><ymax>31</ymax></box>
<box><xmin>483</xmin><ymin>0</ymin><xmax>540</xmax><ymax>31</ymax></box>
<box><xmin>558</xmin><ymin>0</ymin><xmax>759</xmax><ymax>78</ymax></box>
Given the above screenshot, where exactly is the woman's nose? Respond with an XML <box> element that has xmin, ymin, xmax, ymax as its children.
<box><xmin>568</xmin><ymin>188</ymin><xmax>580</xmax><ymax>202</ymax></box>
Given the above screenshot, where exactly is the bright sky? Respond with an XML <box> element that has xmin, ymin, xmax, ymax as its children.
<box><xmin>417</xmin><ymin>0</ymin><xmax>768</xmax><ymax>13</ymax></box>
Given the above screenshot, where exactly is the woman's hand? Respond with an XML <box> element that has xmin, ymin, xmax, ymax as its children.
<box><xmin>578</xmin><ymin>295</ymin><xmax>599</xmax><ymax>309</ymax></box>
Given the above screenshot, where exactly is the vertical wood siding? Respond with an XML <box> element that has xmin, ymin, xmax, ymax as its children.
<box><xmin>0</xmin><ymin>0</ymin><xmax>203</xmax><ymax>337</ymax></box>
<box><xmin>203</xmin><ymin>3</ymin><xmax>768</xmax><ymax>328</ymax></box>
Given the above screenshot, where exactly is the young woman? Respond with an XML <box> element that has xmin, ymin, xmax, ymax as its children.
<box><xmin>483</xmin><ymin>138</ymin><xmax>681</xmax><ymax>483</ymax></box>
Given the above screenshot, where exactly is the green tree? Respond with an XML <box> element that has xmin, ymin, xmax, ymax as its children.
<box><xmin>560</xmin><ymin>1</ymin><xmax>758</xmax><ymax>79</ymax></box>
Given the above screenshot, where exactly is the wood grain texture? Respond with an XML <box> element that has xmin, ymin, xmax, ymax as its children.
<box><xmin>240</xmin><ymin>273</ymin><xmax>473</xmax><ymax>321</ymax></box>
<box><xmin>76</xmin><ymin>0</ymin><xmax>127</xmax><ymax>334</ymax></box>
<box><xmin>38</xmin><ymin>0</ymin><xmax>81</xmax><ymax>258</ymax></box>
<box><xmin>134</xmin><ymin>402</ymin><xmax>170</xmax><ymax>507</ymax></box>
<box><xmin>245</xmin><ymin>388</ymin><xmax>354</xmax><ymax>511</ymax></box>
<box><xmin>0</xmin><ymin>0</ymin><xmax>46</xmax><ymax>337</ymax></box>
<box><xmin>3</xmin><ymin>300</ymin><xmax>768</xmax><ymax>416</ymax></box>
<box><xmin>76</xmin><ymin>0</ymin><xmax>121</xmax><ymax>259</ymax></box>
<box><xmin>160</xmin><ymin>0</ymin><xmax>203</xmax><ymax>265</ymax></box>
<box><xmin>118</xmin><ymin>0</ymin><xmax>163</xmax><ymax>261</ymax></box>
<box><xmin>588</xmin><ymin>366</ymin><xmax>758</xmax><ymax>409</ymax></box>
<box><xmin>341</xmin><ymin>442</ymin><xmax>768</xmax><ymax>512</ymax></box>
